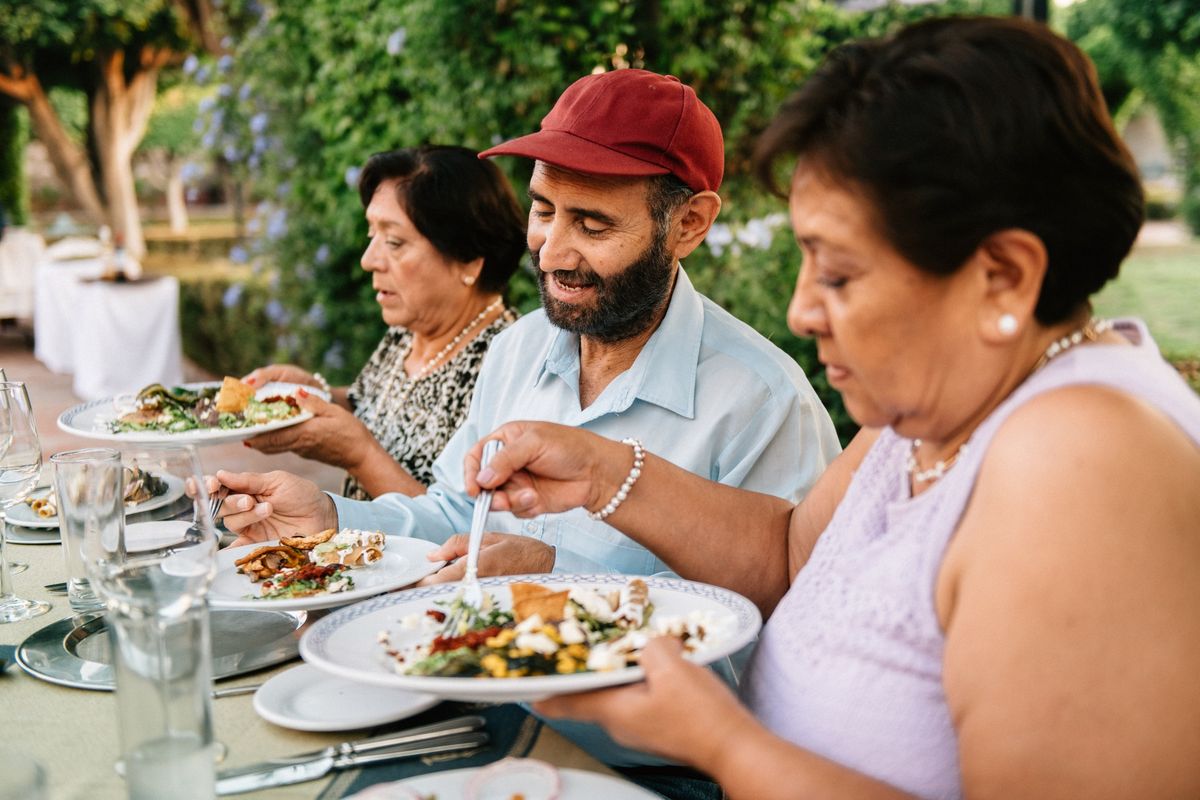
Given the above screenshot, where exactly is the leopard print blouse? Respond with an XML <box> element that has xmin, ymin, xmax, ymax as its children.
<box><xmin>343</xmin><ymin>306</ymin><xmax>519</xmax><ymax>500</ymax></box>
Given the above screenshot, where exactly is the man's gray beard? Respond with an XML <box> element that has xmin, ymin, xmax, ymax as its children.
<box><xmin>532</xmin><ymin>231</ymin><xmax>675</xmax><ymax>344</ymax></box>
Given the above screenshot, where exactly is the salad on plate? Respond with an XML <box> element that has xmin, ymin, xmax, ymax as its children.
<box><xmin>381</xmin><ymin>577</ymin><xmax>723</xmax><ymax>679</ymax></box>
<box><xmin>111</xmin><ymin>377</ymin><xmax>301</xmax><ymax>434</ymax></box>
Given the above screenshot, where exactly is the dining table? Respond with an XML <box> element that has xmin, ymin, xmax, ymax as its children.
<box><xmin>0</xmin><ymin>522</ymin><xmax>627</xmax><ymax>799</ymax></box>
<box><xmin>32</xmin><ymin>254</ymin><xmax>183</xmax><ymax>401</ymax></box>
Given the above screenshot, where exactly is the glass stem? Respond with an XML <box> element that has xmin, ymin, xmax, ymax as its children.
<box><xmin>0</xmin><ymin>516</ymin><xmax>15</xmax><ymax>605</ymax></box>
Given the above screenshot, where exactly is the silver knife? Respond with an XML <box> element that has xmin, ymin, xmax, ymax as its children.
<box><xmin>215</xmin><ymin>730</ymin><xmax>488</xmax><ymax>795</ymax></box>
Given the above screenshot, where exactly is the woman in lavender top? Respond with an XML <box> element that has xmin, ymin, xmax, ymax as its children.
<box><xmin>455</xmin><ymin>17</ymin><xmax>1200</xmax><ymax>800</ymax></box>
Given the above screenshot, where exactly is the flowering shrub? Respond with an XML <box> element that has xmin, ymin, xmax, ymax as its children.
<box><xmin>184</xmin><ymin>0</ymin><xmax>1009</xmax><ymax>443</ymax></box>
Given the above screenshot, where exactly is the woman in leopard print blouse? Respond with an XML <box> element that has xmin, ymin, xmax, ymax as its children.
<box><xmin>242</xmin><ymin>146</ymin><xmax>525</xmax><ymax>499</ymax></box>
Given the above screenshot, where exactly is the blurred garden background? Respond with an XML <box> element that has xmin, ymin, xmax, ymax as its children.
<box><xmin>1</xmin><ymin>0</ymin><xmax>1197</xmax><ymax>443</ymax></box>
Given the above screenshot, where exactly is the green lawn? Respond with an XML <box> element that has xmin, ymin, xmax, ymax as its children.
<box><xmin>1095</xmin><ymin>242</ymin><xmax>1200</xmax><ymax>360</ymax></box>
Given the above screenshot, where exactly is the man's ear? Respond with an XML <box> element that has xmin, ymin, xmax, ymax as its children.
<box><xmin>671</xmin><ymin>191</ymin><xmax>722</xmax><ymax>259</ymax></box>
<box><xmin>972</xmin><ymin>228</ymin><xmax>1047</xmax><ymax>344</ymax></box>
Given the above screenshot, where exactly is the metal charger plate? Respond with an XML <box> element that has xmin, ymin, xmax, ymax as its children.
<box><xmin>16</xmin><ymin>608</ymin><xmax>306</xmax><ymax>691</ymax></box>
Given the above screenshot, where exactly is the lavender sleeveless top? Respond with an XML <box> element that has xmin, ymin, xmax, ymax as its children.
<box><xmin>742</xmin><ymin>320</ymin><xmax>1200</xmax><ymax>798</ymax></box>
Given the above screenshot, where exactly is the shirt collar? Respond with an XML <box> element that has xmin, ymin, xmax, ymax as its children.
<box><xmin>537</xmin><ymin>266</ymin><xmax>703</xmax><ymax>420</ymax></box>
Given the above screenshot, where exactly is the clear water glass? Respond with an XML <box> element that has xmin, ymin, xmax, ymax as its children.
<box><xmin>0</xmin><ymin>381</ymin><xmax>50</xmax><ymax>623</ymax></box>
<box><xmin>82</xmin><ymin>445</ymin><xmax>219</xmax><ymax>799</ymax></box>
<box><xmin>0</xmin><ymin>751</ymin><xmax>47</xmax><ymax>800</ymax></box>
<box><xmin>51</xmin><ymin>447</ymin><xmax>122</xmax><ymax>612</ymax></box>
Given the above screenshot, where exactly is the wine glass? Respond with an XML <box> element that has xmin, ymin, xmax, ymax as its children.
<box><xmin>0</xmin><ymin>367</ymin><xmax>26</xmax><ymax>576</ymax></box>
<box><xmin>82</xmin><ymin>445</ymin><xmax>220</xmax><ymax>798</ymax></box>
<box><xmin>0</xmin><ymin>381</ymin><xmax>50</xmax><ymax>623</ymax></box>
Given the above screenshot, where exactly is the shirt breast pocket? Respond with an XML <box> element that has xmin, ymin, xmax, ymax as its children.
<box><xmin>550</xmin><ymin>515</ymin><xmax>658</xmax><ymax>576</ymax></box>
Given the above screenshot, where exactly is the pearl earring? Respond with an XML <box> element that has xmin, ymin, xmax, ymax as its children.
<box><xmin>462</xmin><ymin>275</ymin><xmax>476</xmax><ymax>286</ymax></box>
<box><xmin>997</xmin><ymin>313</ymin><xmax>1018</xmax><ymax>336</ymax></box>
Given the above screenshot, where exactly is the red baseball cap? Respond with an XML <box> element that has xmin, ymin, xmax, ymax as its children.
<box><xmin>481</xmin><ymin>69</ymin><xmax>724</xmax><ymax>193</ymax></box>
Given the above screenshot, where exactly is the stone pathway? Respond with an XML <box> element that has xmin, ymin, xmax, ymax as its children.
<box><xmin>0</xmin><ymin>335</ymin><xmax>344</xmax><ymax>492</ymax></box>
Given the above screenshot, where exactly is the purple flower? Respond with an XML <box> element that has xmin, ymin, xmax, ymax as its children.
<box><xmin>222</xmin><ymin>283</ymin><xmax>244</xmax><ymax>308</ymax></box>
<box><xmin>323</xmin><ymin>342</ymin><xmax>346</xmax><ymax>370</ymax></box>
<box><xmin>314</xmin><ymin>244</ymin><xmax>331</xmax><ymax>264</ymax></box>
<box><xmin>238</xmin><ymin>83</ymin><xmax>253</xmax><ymax>102</ymax></box>
<box><xmin>223</xmin><ymin>144</ymin><xmax>241</xmax><ymax>163</ymax></box>
<box><xmin>217</xmin><ymin>54</ymin><xmax>235</xmax><ymax>74</ymax></box>
<box><xmin>386</xmin><ymin>28</ymin><xmax>408</xmax><ymax>56</ymax></box>
<box><xmin>194</xmin><ymin>65</ymin><xmax>210</xmax><ymax>84</ymax></box>
<box><xmin>344</xmin><ymin>165</ymin><xmax>361</xmax><ymax>188</ymax></box>
<box><xmin>304</xmin><ymin>302</ymin><xmax>327</xmax><ymax>329</ymax></box>
<box><xmin>217</xmin><ymin>83</ymin><xmax>233</xmax><ymax>98</ymax></box>
<box><xmin>198</xmin><ymin>96</ymin><xmax>216</xmax><ymax>114</ymax></box>
<box><xmin>229</xmin><ymin>245</ymin><xmax>248</xmax><ymax>264</ymax></box>
<box><xmin>275</xmin><ymin>181</ymin><xmax>291</xmax><ymax>199</ymax></box>
<box><xmin>266</xmin><ymin>208</ymin><xmax>288</xmax><ymax>240</ymax></box>
<box><xmin>265</xmin><ymin>299</ymin><xmax>289</xmax><ymax>325</ymax></box>
<box><xmin>183</xmin><ymin>55</ymin><xmax>199</xmax><ymax>75</ymax></box>
<box><xmin>249</xmin><ymin>112</ymin><xmax>269</xmax><ymax>134</ymax></box>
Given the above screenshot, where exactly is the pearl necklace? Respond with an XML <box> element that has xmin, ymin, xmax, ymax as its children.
<box><xmin>906</xmin><ymin>317</ymin><xmax>1112</xmax><ymax>485</ymax></box>
<box><xmin>387</xmin><ymin>297</ymin><xmax>503</xmax><ymax>408</ymax></box>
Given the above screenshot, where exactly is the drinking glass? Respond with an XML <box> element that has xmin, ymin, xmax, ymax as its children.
<box><xmin>0</xmin><ymin>367</ymin><xmax>26</xmax><ymax>576</ymax></box>
<box><xmin>51</xmin><ymin>447</ymin><xmax>122</xmax><ymax>612</ymax></box>
<box><xmin>0</xmin><ymin>381</ymin><xmax>50</xmax><ymax>623</ymax></box>
<box><xmin>82</xmin><ymin>445</ymin><xmax>219</xmax><ymax>800</ymax></box>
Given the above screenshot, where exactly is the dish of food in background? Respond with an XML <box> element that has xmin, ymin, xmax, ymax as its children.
<box><xmin>301</xmin><ymin>574</ymin><xmax>761</xmax><ymax>703</ymax></box>
<box><xmin>5</xmin><ymin>467</ymin><xmax>185</xmax><ymax>530</ymax></box>
<box><xmin>56</xmin><ymin>379</ymin><xmax>328</xmax><ymax>444</ymax></box>
<box><xmin>210</xmin><ymin>534</ymin><xmax>444</xmax><ymax>612</ymax></box>
<box><xmin>252</xmin><ymin>663</ymin><xmax>438</xmax><ymax>732</ymax></box>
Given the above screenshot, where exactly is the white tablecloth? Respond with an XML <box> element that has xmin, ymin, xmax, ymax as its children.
<box><xmin>32</xmin><ymin>256</ymin><xmax>184</xmax><ymax>400</ymax></box>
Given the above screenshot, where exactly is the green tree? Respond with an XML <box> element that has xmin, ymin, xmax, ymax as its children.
<box><xmin>0</xmin><ymin>98</ymin><xmax>30</xmax><ymax>227</ymax></box>
<box><xmin>0</xmin><ymin>1</ymin><xmax>235</xmax><ymax>254</ymax></box>
<box><xmin>1065</xmin><ymin>0</ymin><xmax>1200</xmax><ymax>232</ymax></box>
<box><xmin>199</xmin><ymin>0</ymin><xmax>1006</xmax><ymax>442</ymax></box>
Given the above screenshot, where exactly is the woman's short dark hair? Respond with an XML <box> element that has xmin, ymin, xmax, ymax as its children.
<box><xmin>358</xmin><ymin>145</ymin><xmax>526</xmax><ymax>294</ymax></box>
<box><xmin>754</xmin><ymin>16</ymin><xmax>1144</xmax><ymax>324</ymax></box>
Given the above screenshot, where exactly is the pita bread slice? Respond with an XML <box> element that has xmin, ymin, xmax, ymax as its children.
<box><xmin>510</xmin><ymin>583</ymin><xmax>569</xmax><ymax>623</ymax></box>
<box><xmin>215</xmin><ymin>376</ymin><xmax>255</xmax><ymax>413</ymax></box>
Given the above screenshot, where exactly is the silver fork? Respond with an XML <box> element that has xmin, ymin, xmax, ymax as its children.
<box><xmin>441</xmin><ymin>439</ymin><xmax>502</xmax><ymax>636</ymax></box>
<box><xmin>183</xmin><ymin>487</ymin><xmax>226</xmax><ymax>543</ymax></box>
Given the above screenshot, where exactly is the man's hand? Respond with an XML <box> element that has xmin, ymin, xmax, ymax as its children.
<box><xmin>243</xmin><ymin>388</ymin><xmax>370</xmax><ymax>467</ymax></box>
<box><xmin>417</xmin><ymin>532</ymin><xmax>556</xmax><ymax>585</ymax></box>
<box><xmin>465</xmin><ymin>422</ymin><xmax>632</xmax><ymax>517</ymax></box>
<box><xmin>215</xmin><ymin>469</ymin><xmax>338</xmax><ymax>545</ymax></box>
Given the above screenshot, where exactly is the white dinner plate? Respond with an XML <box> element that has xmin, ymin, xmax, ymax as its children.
<box><xmin>300</xmin><ymin>574</ymin><xmax>762</xmax><ymax>703</ymax></box>
<box><xmin>3</xmin><ymin>526</ymin><xmax>60</xmax><ymax>545</ymax></box>
<box><xmin>56</xmin><ymin>381</ymin><xmax>325</xmax><ymax>445</ymax></box>
<box><xmin>346</xmin><ymin>762</ymin><xmax>661</xmax><ymax>799</ymax></box>
<box><xmin>252</xmin><ymin>663</ymin><xmax>438</xmax><ymax>732</ymax></box>
<box><xmin>4</xmin><ymin>473</ymin><xmax>185</xmax><ymax>530</ymax></box>
<box><xmin>209</xmin><ymin>537</ymin><xmax>445</xmax><ymax>612</ymax></box>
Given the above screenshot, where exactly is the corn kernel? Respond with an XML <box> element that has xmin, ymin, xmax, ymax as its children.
<box><xmin>556</xmin><ymin>658</ymin><xmax>578</xmax><ymax>674</ymax></box>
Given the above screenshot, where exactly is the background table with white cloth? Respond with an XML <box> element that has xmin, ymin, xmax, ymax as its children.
<box><xmin>32</xmin><ymin>255</ymin><xmax>183</xmax><ymax>400</ymax></box>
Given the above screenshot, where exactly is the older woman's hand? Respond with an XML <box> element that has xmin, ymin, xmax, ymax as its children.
<box><xmin>241</xmin><ymin>363</ymin><xmax>322</xmax><ymax>390</ymax></box>
<box><xmin>243</xmin><ymin>388</ymin><xmax>371</xmax><ymax>468</ymax></box>
<box><xmin>416</xmin><ymin>532</ymin><xmax>556</xmax><ymax>585</ymax></box>
<box><xmin>466</xmin><ymin>421</ymin><xmax>634</xmax><ymax>517</ymax></box>
<box><xmin>535</xmin><ymin>637</ymin><xmax>759</xmax><ymax>769</ymax></box>
<box><xmin>215</xmin><ymin>469</ymin><xmax>339</xmax><ymax>545</ymax></box>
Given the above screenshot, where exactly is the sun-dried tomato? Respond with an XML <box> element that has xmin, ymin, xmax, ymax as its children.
<box><xmin>429</xmin><ymin>626</ymin><xmax>504</xmax><ymax>654</ymax></box>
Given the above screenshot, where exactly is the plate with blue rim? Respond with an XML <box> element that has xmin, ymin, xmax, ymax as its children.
<box><xmin>299</xmin><ymin>573</ymin><xmax>762</xmax><ymax>703</ymax></box>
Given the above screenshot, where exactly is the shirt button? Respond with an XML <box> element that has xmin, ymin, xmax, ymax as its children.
<box><xmin>524</xmin><ymin>521</ymin><xmax>539</xmax><ymax>534</ymax></box>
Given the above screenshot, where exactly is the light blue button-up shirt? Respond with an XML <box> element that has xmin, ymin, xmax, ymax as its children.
<box><xmin>332</xmin><ymin>267</ymin><xmax>840</xmax><ymax>573</ymax></box>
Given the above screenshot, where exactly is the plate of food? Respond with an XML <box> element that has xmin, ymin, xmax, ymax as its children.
<box><xmin>209</xmin><ymin>529</ymin><xmax>445</xmax><ymax>612</ymax></box>
<box><xmin>4</xmin><ymin>465</ymin><xmax>185</xmax><ymax>530</ymax></box>
<box><xmin>346</xmin><ymin>758</ymin><xmax>661</xmax><ymax>800</ymax></box>
<box><xmin>300</xmin><ymin>574</ymin><xmax>762</xmax><ymax>703</ymax></box>
<box><xmin>56</xmin><ymin>377</ymin><xmax>326</xmax><ymax>444</ymax></box>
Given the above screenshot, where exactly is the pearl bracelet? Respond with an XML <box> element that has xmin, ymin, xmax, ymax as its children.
<box><xmin>311</xmin><ymin>372</ymin><xmax>331</xmax><ymax>395</ymax></box>
<box><xmin>588</xmin><ymin>438</ymin><xmax>645</xmax><ymax>522</ymax></box>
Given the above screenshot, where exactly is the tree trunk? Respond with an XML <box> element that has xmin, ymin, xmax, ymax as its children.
<box><xmin>0</xmin><ymin>67</ymin><xmax>106</xmax><ymax>223</ymax></box>
<box><xmin>166</xmin><ymin>157</ymin><xmax>189</xmax><ymax>233</ymax></box>
<box><xmin>91</xmin><ymin>49</ymin><xmax>166</xmax><ymax>259</ymax></box>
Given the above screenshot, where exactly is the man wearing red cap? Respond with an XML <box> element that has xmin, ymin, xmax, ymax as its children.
<box><xmin>218</xmin><ymin>70</ymin><xmax>836</xmax><ymax>590</ymax></box>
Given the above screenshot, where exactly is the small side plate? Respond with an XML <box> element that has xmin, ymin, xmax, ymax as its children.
<box><xmin>16</xmin><ymin>608</ymin><xmax>305</xmax><ymax>691</ymax></box>
<box><xmin>253</xmin><ymin>663</ymin><xmax>438</xmax><ymax>732</ymax></box>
